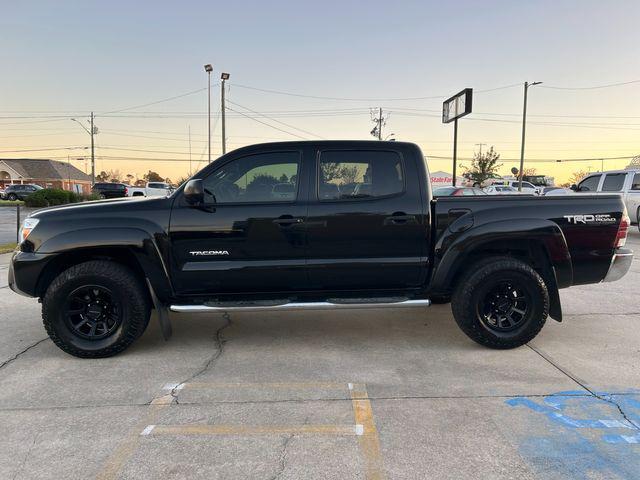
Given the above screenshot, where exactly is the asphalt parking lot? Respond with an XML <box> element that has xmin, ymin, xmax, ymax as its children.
<box><xmin>0</xmin><ymin>231</ymin><xmax>639</xmax><ymax>479</ymax></box>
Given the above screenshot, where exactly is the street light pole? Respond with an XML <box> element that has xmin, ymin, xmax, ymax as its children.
<box><xmin>518</xmin><ymin>81</ymin><xmax>542</xmax><ymax>191</ymax></box>
<box><xmin>204</xmin><ymin>64</ymin><xmax>213</xmax><ymax>163</ymax></box>
<box><xmin>221</xmin><ymin>72</ymin><xmax>230</xmax><ymax>154</ymax></box>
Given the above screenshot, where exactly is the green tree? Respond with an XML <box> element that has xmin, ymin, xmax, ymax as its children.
<box><xmin>143</xmin><ymin>170</ymin><xmax>164</xmax><ymax>182</ymax></box>
<box><xmin>247</xmin><ymin>174</ymin><xmax>279</xmax><ymax>190</ymax></box>
<box><xmin>462</xmin><ymin>146</ymin><xmax>502</xmax><ymax>186</ymax></box>
<box><xmin>279</xmin><ymin>173</ymin><xmax>289</xmax><ymax>183</ymax></box>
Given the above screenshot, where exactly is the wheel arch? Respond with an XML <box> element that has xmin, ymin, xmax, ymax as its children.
<box><xmin>35</xmin><ymin>229</ymin><xmax>173</xmax><ymax>303</ymax></box>
<box><xmin>430</xmin><ymin>219</ymin><xmax>571</xmax><ymax>321</ymax></box>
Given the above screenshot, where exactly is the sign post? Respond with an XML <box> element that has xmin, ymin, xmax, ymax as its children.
<box><xmin>442</xmin><ymin>88</ymin><xmax>473</xmax><ymax>186</ymax></box>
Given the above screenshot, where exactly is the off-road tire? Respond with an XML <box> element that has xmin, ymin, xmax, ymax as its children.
<box><xmin>42</xmin><ymin>260</ymin><xmax>150</xmax><ymax>358</ymax></box>
<box><xmin>451</xmin><ymin>256</ymin><xmax>549</xmax><ymax>349</ymax></box>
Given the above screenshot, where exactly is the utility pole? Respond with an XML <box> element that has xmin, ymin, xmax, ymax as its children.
<box><xmin>188</xmin><ymin>125</ymin><xmax>192</xmax><ymax>176</ymax></box>
<box><xmin>221</xmin><ymin>73</ymin><xmax>230</xmax><ymax>154</ymax></box>
<box><xmin>475</xmin><ymin>143</ymin><xmax>486</xmax><ymax>156</ymax></box>
<box><xmin>90</xmin><ymin>112</ymin><xmax>95</xmax><ymax>184</ymax></box>
<box><xmin>518</xmin><ymin>81</ymin><xmax>542</xmax><ymax>191</ymax></box>
<box><xmin>370</xmin><ymin>108</ymin><xmax>387</xmax><ymax>140</ymax></box>
<box><xmin>204</xmin><ymin>64</ymin><xmax>213</xmax><ymax>163</ymax></box>
<box><xmin>71</xmin><ymin>114</ymin><xmax>96</xmax><ymax>185</ymax></box>
<box><xmin>67</xmin><ymin>154</ymin><xmax>71</xmax><ymax>190</ymax></box>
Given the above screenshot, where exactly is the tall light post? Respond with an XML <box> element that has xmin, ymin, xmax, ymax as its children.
<box><xmin>71</xmin><ymin>113</ymin><xmax>97</xmax><ymax>184</ymax></box>
<box><xmin>221</xmin><ymin>72</ymin><xmax>230</xmax><ymax>154</ymax></box>
<box><xmin>204</xmin><ymin>64</ymin><xmax>213</xmax><ymax>163</ymax></box>
<box><xmin>518</xmin><ymin>81</ymin><xmax>542</xmax><ymax>191</ymax></box>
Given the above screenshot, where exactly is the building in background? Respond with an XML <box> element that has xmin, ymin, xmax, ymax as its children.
<box><xmin>0</xmin><ymin>159</ymin><xmax>91</xmax><ymax>194</ymax></box>
<box><xmin>430</xmin><ymin>170</ymin><xmax>465</xmax><ymax>186</ymax></box>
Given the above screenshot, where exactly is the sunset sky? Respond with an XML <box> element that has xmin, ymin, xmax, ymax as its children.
<box><xmin>1</xmin><ymin>0</ymin><xmax>639</xmax><ymax>183</ymax></box>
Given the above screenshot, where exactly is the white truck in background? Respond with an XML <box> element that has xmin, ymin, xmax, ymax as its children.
<box><xmin>127</xmin><ymin>182</ymin><xmax>174</xmax><ymax>197</ymax></box>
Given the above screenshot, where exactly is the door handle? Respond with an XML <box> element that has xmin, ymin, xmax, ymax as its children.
<box><xmin>273</xmin><ymin>216</ymin><xmax>304</xmax><ymax>227</ymax></box>
<box><xmin>384</xmin><ymin>213</ymin><xmax>416</xmax><ymax>225</ymax></box>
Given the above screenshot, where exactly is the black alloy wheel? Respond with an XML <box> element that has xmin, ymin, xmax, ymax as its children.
<box><xmin>64</xmin><ymin>285</ymin><xmax>122</xmax><ymax>340</ymax></box>
<box><xmin>477</xmin><ymin>280</ymin><xmax>530</xmax><ymax>332</ymax></box>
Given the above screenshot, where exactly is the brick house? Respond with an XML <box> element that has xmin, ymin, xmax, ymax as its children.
<box><xmin>0</xmin><ymin>159</ymin><xmax>92</xmax><ymax>194</ymax></box>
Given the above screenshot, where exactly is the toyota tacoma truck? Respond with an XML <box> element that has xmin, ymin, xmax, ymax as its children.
<box><xmin>8</xmin><ymin>141</ymin><xmax>633</xmax><ymax>358</ymax></box>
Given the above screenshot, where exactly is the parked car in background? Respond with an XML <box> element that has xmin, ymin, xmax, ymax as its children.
<box><xmin>127</xmin><ymin>182</ymin><xmax>173</xmax><ymax>197</ymax></box>
<box><xmin>92</xmin><ymin>183</ymin><xmax>128</xmax><ymax>199</ymax></box>
<box><xmin>523</xmin><ymin>174</ymin><xmax>554</xmax><ymax>188</ymax></box>
<box><xmin>483</xmin><ymin>185</ymin><xmax>528</xmax><ymax>195</ymax></box>
<box><xmin>491</xmin><ymin>180</ymin><xmax>541</xmax><ymax>195</ymax></box>
<box><xmin>432</xmin><ymin>186</ymin><xmax>487</xmax><ymax>196</ymax></box>
<box><xmin>572</xmin><ymin>169</ymin><xmax>640</xmax><ymax>223</ymax></box>
<box><xmin>543</xmin><ymin>187</ymin><xmax>573</xmax><ymax>196</ymax></box>
<box><xmin>3</xmin><ymin>184</ymin><xmax>43</xmax><ymax>201</ymax></box>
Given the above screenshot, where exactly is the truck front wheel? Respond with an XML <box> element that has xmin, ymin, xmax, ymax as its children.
<box><xmin>42</xmin><ymin>261</ymin><xmax>150</xmax><ymax>358</ymax></box>
<box><xmin>452</xmin><ymin>257</ymin><xmax>549</xmax><ymax>349</ymax></box>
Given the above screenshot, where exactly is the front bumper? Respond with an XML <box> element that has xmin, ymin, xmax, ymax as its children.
<box><xmin>8</xmin><ymin>250</ymin><xmax>55</xmax><ymax>297</ymax></box>
<box><xmin>603</xmin><ymin>248</ymin><xmax>633</xmax><ymax>283</ymax></box>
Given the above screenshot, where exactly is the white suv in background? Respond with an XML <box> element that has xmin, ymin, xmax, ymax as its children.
<box><xmin>573</xmin><ymin>169</ymin><xmax>640</xmax><ymax>223</ymax></box>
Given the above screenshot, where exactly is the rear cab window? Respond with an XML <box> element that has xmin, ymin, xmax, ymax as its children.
<box><xmin>317</xmin><ymin>150</ymin><xmax>404</xmax><ymax>201</ymax></box>
<box><xmin>631</xmin><ymin>173</ymin><xmax>640</xmax><ymax>191</ymax></box>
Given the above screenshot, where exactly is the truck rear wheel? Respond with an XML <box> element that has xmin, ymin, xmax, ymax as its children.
<box><xmin>452</xmin><ymin>257</ymin><xmax>549</xmax><ymax>349</ymax></box>
<box><xmin>42</xmin><ymin>261</ymin><xmax>150</xmax><ymax>358</ymax></box>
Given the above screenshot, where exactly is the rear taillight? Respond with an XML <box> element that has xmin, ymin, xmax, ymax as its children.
<box><xmin>124</xmin><ymin>187</ymin><xmax>128</xmax><ymax>195</ymax></box>
<box><xmin>615</xmin><ymin>212</ymin><xmax>630</xmax><ymax>248</ymax></box>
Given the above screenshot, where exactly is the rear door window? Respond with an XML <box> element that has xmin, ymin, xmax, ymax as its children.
<box><xmin>602</xmin><ymin>173</ymin><xmax>626</xmax><ymax>192</ymax></box>
<box><xmin>577</xmin><ymin>175</ymin><xmax>601</xmax><ymax>192</ymax></box>
<box><xmin>318</xmin><ymin>150</ymin><xmax>404</xmax><ymax>201</ymax></box>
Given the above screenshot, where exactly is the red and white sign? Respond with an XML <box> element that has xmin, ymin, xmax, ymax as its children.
<box><xmin>430</xmin><ymin>171</ymin><xmax>464</xmax><ymax>185</ymax></box>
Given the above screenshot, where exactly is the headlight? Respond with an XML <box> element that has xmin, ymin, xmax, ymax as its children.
<box><xmin>20</xmin><ymin>218</ymin><xmax>39</xmax><ymax>243</ymax></box>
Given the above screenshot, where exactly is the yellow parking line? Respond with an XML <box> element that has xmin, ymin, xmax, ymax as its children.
<box><xmin>142</xmin><ymin>423</ymin><xmax>361</xmax><ymax>436</ymax></box>
<box><xmin>349</xmin><ymin>383</ymin><xmax>386</xmax><ymax>480</ymax></box>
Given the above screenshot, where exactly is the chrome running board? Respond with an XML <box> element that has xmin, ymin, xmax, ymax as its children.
<box><xmin>170</xmin><ymin>298</ymin><xmax>431</xmax><ymax>313</ymax></box>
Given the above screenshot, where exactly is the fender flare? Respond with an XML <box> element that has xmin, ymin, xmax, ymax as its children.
<box><xmin>431</xmin><ymin>218</ymin><xmax>572</xmax><ymax>321</ymax></box>
<box><xmin>38</xmin><ymin>227</ymin><xmax>173</xmax><ymax>306</ymax></box>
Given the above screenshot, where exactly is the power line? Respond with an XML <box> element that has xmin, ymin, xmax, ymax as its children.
<box><xmin>427</xmin><ymin>154</ymin><xmax>637</xmax><ymax>163</ymax></box>
<box><xmin>226</xmin><ymin>99</ymin><xmax>324</xmax><ymax>139</ymax></box>
<box><xmin>540</xmin><ymin>79</ymin><xmax>640</xmax><ymax>90</ymax></box>
<box><xmin>225</xmin><ymin>106</ymin><xmax>309</xmax><ymax>140</ymax></box>
<box><xmin>231</xmin><ymin>82</ymin><xmax>521</xmax><ymax>102</ymax></box>
<box><xmin>98</xmin><ymin>86</ymin><xmax>215</xmax><ymax>115</ymax></box>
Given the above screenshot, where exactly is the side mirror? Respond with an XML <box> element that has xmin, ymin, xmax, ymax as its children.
<box><xmin>570</xmin><ymin>184</ymin><xmax>578</xmax><ymax>192</ymax></box>
<box><xmin>183</xmin><ymin>179</ymin><xmax>205</xmax><ymax>205</ymax></box>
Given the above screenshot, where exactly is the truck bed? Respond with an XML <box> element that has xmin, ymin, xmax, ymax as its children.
<box><xmin>432</xmin><ymin>194</ymin><xmax>625</xmax><ymax>286</ymax></box>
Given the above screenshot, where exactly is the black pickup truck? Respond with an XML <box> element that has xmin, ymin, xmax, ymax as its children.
<box><xmin>8</xmin><ymin>141</ymin><xmax>633</xmax><ymax>358</ymax></box>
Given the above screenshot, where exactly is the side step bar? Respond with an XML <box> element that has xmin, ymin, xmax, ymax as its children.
<box><xmin>170</xmin><ymin>298</ymin><xmax>431</xmax><ymax>313</ymax></box>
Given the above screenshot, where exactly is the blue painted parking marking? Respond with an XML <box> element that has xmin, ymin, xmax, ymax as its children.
<box><xmin>506</xmin><ymin>390</ymin><xmax>640</xmax><ymax>478</ymax></box>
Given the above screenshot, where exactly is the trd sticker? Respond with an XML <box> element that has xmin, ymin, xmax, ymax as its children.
<box><xmin>189</xmin><ymin>250</ymin><xmax>230</xmax><ymax>256</ymax></box>
<box><xmin>563</xmin><ymin>214</ymin><xmax>617</xmax><ymax>225</ymax></box>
